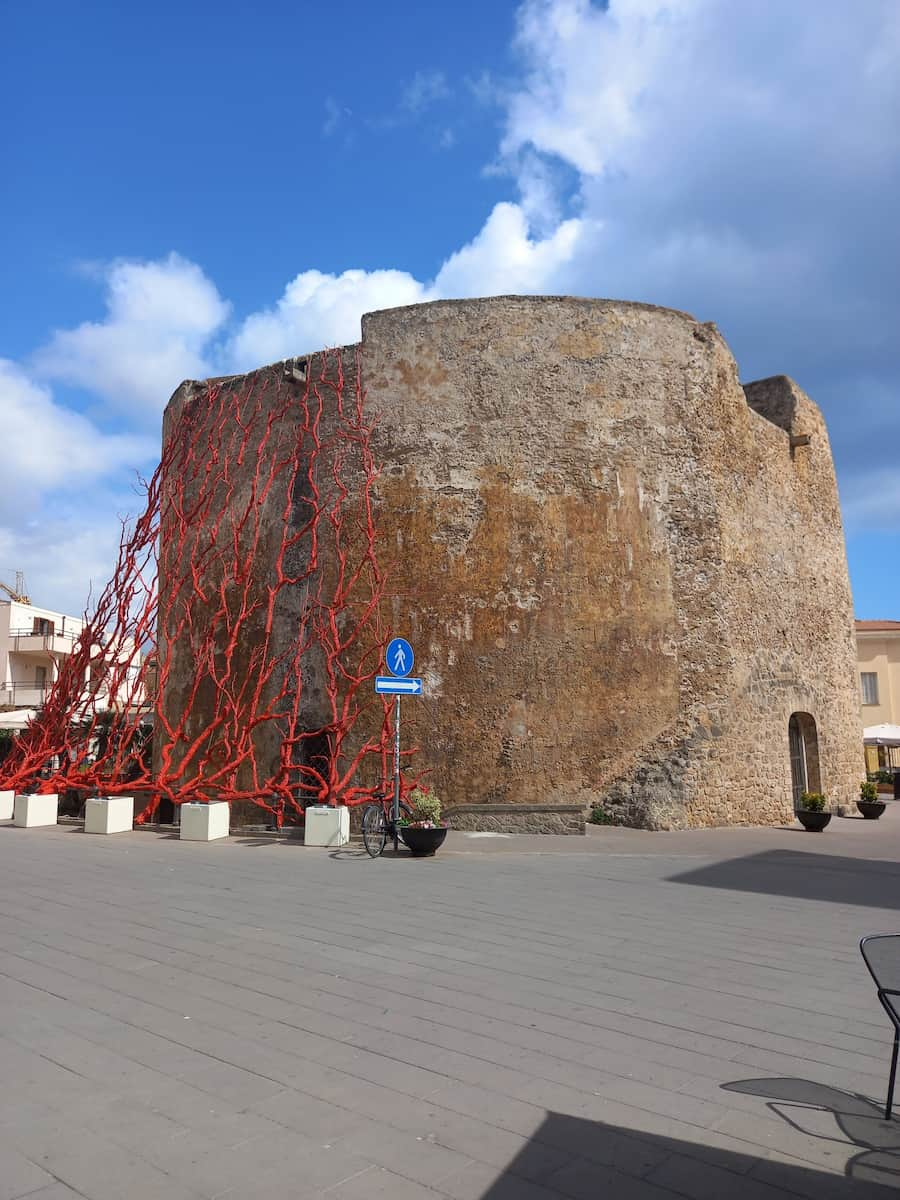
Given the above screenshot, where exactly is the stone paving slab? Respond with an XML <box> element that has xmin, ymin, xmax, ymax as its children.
<box><xmin>1</xmin><ymin>814</ymin><xmax>900</xmax><ymax>1197</ymax></box>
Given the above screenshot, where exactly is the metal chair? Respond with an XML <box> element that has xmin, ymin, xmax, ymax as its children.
<box><xmin>860</xmin><ymin>935</ymin><xmax>900</xmax><ymax>1119</ymax></box>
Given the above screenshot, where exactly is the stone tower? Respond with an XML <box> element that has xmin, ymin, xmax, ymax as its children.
<box><xmin>161</xmin><ymin>297</ymin><xmax>862</xmax><ymax>829</ymax></box>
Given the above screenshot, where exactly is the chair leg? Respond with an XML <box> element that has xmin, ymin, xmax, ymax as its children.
<box><xmin>886</xmin><ymin>1031</ymin><xmax>899</xmax><ymax>1120</ymax></box>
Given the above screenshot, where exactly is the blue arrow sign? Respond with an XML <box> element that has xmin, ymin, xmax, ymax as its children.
<box><xmin>386</xmin><ymin>637</ymin><xmax>414</xmax><ymax>677</ymax></box>
<box><xmin>375</xmin><ymin>676</ymin><xmax>423</xmax><ymax>695</ymax></box>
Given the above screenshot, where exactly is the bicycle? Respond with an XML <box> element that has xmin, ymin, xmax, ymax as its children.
<box><xmin>361</xmin><ymin>791</ymin><xmax>413</xmax><ymax>858</ymax></box>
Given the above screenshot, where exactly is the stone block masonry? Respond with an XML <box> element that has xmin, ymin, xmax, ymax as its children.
<box><xmin>160</xmin><ymin>297</ymin><xmax>862</xmax><ymax>829</ymax></box>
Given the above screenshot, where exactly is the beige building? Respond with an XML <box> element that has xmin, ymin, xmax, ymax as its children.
<box><xmin>0</xmin><ymin>598</ymin><xmax>142</xmax><ymax>714</ymax></box>
<box><xmin>0</xmin><ymin>599</ymin><xmax>86</xmax><ymax>709</ymax></box>
<box><xmin>857</xmin><ymin>619</ymin><xmax>900</xmax><ymax>771</ymax></box>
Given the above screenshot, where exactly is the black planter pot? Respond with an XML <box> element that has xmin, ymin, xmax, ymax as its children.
<box><xmin>797</xmin><ymin>810</ymin><xmax>832</xmax><ymax>832</ymax></box>
<box><xmin>398</xmin><ymin>825</ymin><xmax>448</xmax><ymax>857</ymax></box>
<box><xmin>857</xmin><ymin>800</ymin><xmax>887</xmax><ymax>820</ymax></box>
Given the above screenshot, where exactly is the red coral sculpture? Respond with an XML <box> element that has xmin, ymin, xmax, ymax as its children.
<box><xmin>0</xmin><ymin>351</ymin><xmax>400</xmax><ymax>826</ymax></box>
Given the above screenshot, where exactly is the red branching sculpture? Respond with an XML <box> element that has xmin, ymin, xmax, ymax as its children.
<box><xmin>0</xmin><ymin>351</ymin><xmax>397</xmax><ymax>825</ymax></box>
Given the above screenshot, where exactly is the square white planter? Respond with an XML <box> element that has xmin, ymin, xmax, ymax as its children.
<box><xmin>13</xmin><ymin>793</ymin><xmax>59</xmax><ymax>828</ymax></box>
<box><xmin>180</xmin><ymin>801</ymin><xmax>229</xmax><ymax>842</ymax></box>
<box><xmin>0</xmin><ymin>790</ymin><xmax>14</xmax><ymax>820</ymax></box>
<box><xmin>84</xmin><ymin>795</ymin><xmax>134</xmax><ymax>835</ymax></box>
<box><xmin>304</xmin><ymin>805</ymin><xmax>349</xmax><ymax>847</ymax></box>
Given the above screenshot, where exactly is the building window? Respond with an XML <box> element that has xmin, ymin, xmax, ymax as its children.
<box><xmin>861</xmin><ymin>672</ymin><xmax>879</xmax><ymax>705</ymax></box>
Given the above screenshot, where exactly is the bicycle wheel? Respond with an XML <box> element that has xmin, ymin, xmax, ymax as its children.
<box><xmin>361</xmin><ymin>804</ymin><xmax>387</xmax><ymax>858</ymax></box>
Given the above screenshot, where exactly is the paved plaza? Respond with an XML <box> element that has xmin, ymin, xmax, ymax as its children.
<box><xmin>2</xmin><ymin>811</ymin><xmax>900</xmax><ymax>1198</ymax></box>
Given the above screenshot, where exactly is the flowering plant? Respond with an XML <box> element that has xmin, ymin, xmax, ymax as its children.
<box><xmin>398</xmin><ymin>785</ymin><xmax>445</xmax><ymax>828</ymax></box>
<box><xmin>799</xmin><ymin>791</ymin><xmax>826</xmax><ymax>812</ymax></box>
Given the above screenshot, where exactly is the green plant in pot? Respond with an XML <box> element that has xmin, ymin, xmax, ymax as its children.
<box><xmin>796</xmin><ymin>791</ymin><xmax>831</xmax><ymax>831</ymax></box>
<box><xmin>397</xmin><ymin>786</ymin><xmax>448</xmax><ymax>857</ymax></box>
<box><xmin>858</xmin><ymin>779</ymin><xmax>887</xmax><ymax>820</ymax></box>
<box><xmin>870</xmin><ymin>769</ymin><xmax>895</xmax><ymax>795</ymax></box>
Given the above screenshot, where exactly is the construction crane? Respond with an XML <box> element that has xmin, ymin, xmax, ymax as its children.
<box><xmin>0</xmin><ymin>571</ymin><xmax>30</xmax><ymax>604</ymax></box>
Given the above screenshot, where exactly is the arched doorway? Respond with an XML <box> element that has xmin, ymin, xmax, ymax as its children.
<box><xmin>788</xmin><ymin>712</ymin><xmax>821</xmax><ymax>809</ymax></box>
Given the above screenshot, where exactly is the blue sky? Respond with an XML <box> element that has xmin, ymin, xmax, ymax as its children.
<box><xmin>2</xmin><ymin>0</ymin><xmax>899</xmax><ymax>618</ymax></box>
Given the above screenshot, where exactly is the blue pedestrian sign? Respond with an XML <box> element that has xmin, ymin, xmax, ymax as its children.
<box><xmin>386</xmin><ymin>637</ymin><xmax>414</xmax><ymax>677</ymax></box>
<box><xmin>375</xmin><ymin>676</ymin><xmax>423</xmax><ymax>695</ymax></box>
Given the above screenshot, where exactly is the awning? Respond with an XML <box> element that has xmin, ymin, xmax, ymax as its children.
<box><xmin>0</xmin><ymin>709</ymin><xmax>36</xmax><ymax>731</ymax></box>
<box><xmin>863</xmin><ymin>723</ymin><xmax>900</xmax><ymax>747</ymax></box>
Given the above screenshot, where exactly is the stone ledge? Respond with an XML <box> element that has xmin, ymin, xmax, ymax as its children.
<box><xmin>445</xmin><ymin>804</ymin><xmax>585</xmax><ymax>836</ymax></box>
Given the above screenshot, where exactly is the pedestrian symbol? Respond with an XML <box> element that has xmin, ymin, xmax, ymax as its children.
<box><xmin>386</xmin><ymin>637</ymin><xmax>414</xmax><ymax>677</ymax></box>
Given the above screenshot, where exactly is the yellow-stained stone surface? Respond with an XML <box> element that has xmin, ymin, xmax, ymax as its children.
<box><xmin>161</xmin><ymin>297</ymin><xmax>862</xmax><ymax>829</ymax></box>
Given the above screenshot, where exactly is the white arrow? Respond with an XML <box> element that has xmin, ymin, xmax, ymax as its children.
<box><xmin>375</xmin><ymin>676</ymin><xmax>423</xmax><ymax>694</ymax></box>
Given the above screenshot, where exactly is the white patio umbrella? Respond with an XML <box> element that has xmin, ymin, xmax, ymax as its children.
<box><xmin>864</xmin><ymin>724</ymin><xmax>900</xmax><ymax>772</ymax></box>
<box><xmin>0</xmin><ymin>709</ymin><xmax>35</xmax><ymax>731</ymax></box>
<box><xmin>863</xmin><ymin>724</ymin><xmax>900</xmax><ymax>746</ymax></box>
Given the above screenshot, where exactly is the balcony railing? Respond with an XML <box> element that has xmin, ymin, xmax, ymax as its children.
<box><xmin>8</xmin><ymin>628</ymin><xmax>81</xmax><ymax>655</ymax></box>
<box><xmin>0</xmin><ymin>681</ymin><xmax>114</xmax><ymax>710</ymax></box>
<box><xmin>0</xmin><ymin>682</ymin><xmax>50</xmax><ymax>707</ymax></box>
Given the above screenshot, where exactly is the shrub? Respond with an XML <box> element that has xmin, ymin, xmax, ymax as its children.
<box><xmin>799</xmin><ymin>791</ymin><xmax>826</xmax><ymax>812</ymax></box>
<box><xmin>868</xmin><ymin>769</ymin><xmax>894</xmax><ymax>785</ymax></box>
<box><xmin>589</xmin><ymin>805</ymin><xmax>616</xmax><ymax>826</ymax></box>
<box><xmin>0</xmin><ymin>728</ymin><xmax>16</xmax><ymax>764</ymax></box>
<box><xmin>860</xmin><ymin>780</ymin><xmax>880</xmax><ymax>802</ymax></box>
<box><xmin>409</xmin><ymin>786</ymin><xmax>442</xmax><ymax>825</ymax></box>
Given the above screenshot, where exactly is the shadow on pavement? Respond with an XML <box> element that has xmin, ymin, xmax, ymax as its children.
<box><xmin>327</xmin><ymin>844</ymin><xmax>421</xmax><ymax>862</ymax></box>
<box><xmin>667</xmin><ymin>849</ymin><xmax>900</xmax><ymax>908</ymax></box>
<box><xmin>722</xmin><ymin>1077</ymin><xmax>900</xmax><ymax>1192</ymax></box>
<box><xmin>476</xmin><ymin>1105</ymin><xmax>897</xmax><ymax>1198</ymax></box>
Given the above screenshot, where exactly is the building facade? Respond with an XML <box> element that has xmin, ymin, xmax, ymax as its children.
<box><xmin>0</xmin><ymin>599</ymin><xmax>142</xmax><ymax>714</ymax></box>
<box><xmin>160</xmin><ymin>297</ymin><xmax>863</xmax><ymax>829</ymax></box>
<box><xmin>0</xmin><ymin>600</ymin><xmax>87</xmax><ymax>709</ymax></box>
<box><xmin>856</xmin><ymin>619</ymin><xmax>900</xmax><ymax>770</ymax></box>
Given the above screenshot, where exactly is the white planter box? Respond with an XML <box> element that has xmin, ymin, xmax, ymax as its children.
<box><xmin>304</xmin><ymin>805</ymin><xmax>350</xmax><ymax>847</ymax></box>
<box><xmin>0</xmin><ymin>790</ymin><xmax>13</xmax><ymax>820</ymax></box>
<box><xmin>13</xmin><ymin>793</ymin><xmax>59</xmax><ymax>828</ymax></box>
<box><xmin>84</xmin><ymin>795</ymin><xmax>134</xmax><ymax>835</ymax></box>
<box><xmin>180</xmin><ymin>801</ymin><xmax>229</xmax><ymax>842</ymax></box>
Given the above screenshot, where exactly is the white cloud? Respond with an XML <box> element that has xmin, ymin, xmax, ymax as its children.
<box><xmin>0</xmin><ymin>359</ymin><xmax>156</xmax><ymax>614</ymax></box>
<box><xmin>0</xmin><ymin>502</ymin><xmax>135</xmax><ymax>619</ymax></box>
<box><xmin>227</xmin><ymin>269</ymin><xmax>431</xmax><ymax>368</ymax></box>
<box><xmin>322</xmin><ymin>96</ymin><xmax>341</xmax><ymax>136</ymax></box>
<box><xmin>433</xmin><ymin>202</ymin><xmax>584</xmax><ymax>296</ymax></box>
<box><xmin>465</xmin><ymin>70</ymin><xmax>500</xmax><ymax>108</ymax></box>
<box><xmin>225</xmin><ymin>203</ymin><xmax>586</xmax><ymax>366</ymax></box>
<box><xmin>401</xmin><ymin>69</ymin><xmax>451</xmax><ymax>113</ymax></box>
<box><xmin>32</xmin><ymin>253</ymin><xmax>229</xmax><ymax>422</ymax></box>
<box><xmin>0</xmin><ymin>360</ymin><xmax>153</xmax><ymax>510</ymax></box>
<box><xmin>502</xmin><ymin>0</ymin><xmax>695</xmax><ymax>175</ymax></box>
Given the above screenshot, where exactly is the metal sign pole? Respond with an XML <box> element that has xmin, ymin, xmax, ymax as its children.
<box><xmin>393</xmin><ymin>696</ymin><xmax>401</xmax><ymax>850</ymax></box>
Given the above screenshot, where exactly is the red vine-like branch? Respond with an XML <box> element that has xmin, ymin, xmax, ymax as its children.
<box><xmin>0</xmin><ymin>351</ymin><xmax>402</xmax><ymax>824</ymax></box>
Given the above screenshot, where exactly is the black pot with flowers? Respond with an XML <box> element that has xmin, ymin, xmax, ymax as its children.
<box><xmin>857</xmin><ymin>779</ymin><xmax>887</xmax><ymax>820</ymax></box>
<box><xmin>398</xmin><ymin>786</ymin><xmax>448</xmax><ymax>857</ymax></box>
<box><xmin>796</xmin><ymin>791</ymin><xmax>831</xmax><ymax>832</ymax></box>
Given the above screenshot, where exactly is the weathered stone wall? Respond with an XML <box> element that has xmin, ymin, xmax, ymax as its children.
<box><xmin>156</xmin><ymin>352</ymin><xmax>359</xmax><ymax>821</ymax></box>
<box><xmin>361</xmin><ymin>298</ymin><xmax>861</xmax><ymax>828</ymax></box>
<box><xmin>445</xmin><ymin>804</ymin><xmax>586</xmax><ymax>835</ymax></box>
<box><xmin>159</xmin><ymin>296</ymin><xmax>862</xmax><ymax>829</ymax></box>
